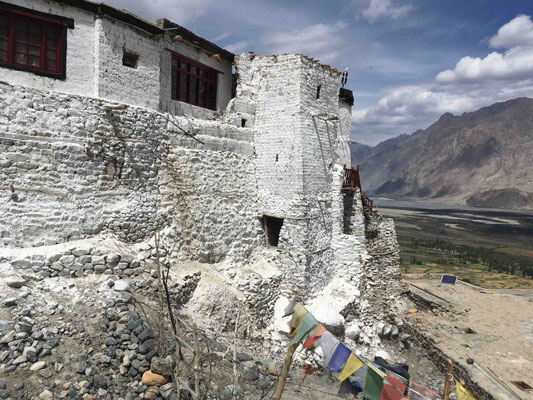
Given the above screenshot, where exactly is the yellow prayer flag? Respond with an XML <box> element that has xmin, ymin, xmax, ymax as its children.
<box><xmin>289</xmin><ymin>303</ymin><xmax>308</xmax><ymax>337</ymax></box>
<box><xmin>338</xmin><ymin>353</ymin><xmax>364</xmax><ymax>382</ymax></box>
<box><xmin>456</xmin><ymin>380</ymin><xmax>477</xmax><ymax>400</ymax></box>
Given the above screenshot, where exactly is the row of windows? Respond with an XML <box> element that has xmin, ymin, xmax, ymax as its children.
<box><xmin>170</xmin><ymin>53</ymin><xmax>218</xmax><ymax>110</ymax></box>
<box><xmin>0</xmin><ymin>6</ymin><xmax>220</xmax><ymax>110</ymax></box>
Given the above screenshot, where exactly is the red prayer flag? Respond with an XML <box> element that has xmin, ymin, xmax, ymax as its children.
<box><xmin>381</xmin><ymin>375</ymin><xmax>407</xmax><ymax>400</ymax></box>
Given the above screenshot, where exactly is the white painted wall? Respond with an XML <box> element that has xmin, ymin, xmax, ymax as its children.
<box><xmin>95</xmin><ymin>17</ymin><xmax>161</xmax><ymax>110</ymax></box>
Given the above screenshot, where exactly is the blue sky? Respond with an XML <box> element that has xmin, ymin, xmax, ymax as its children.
<box><xmin>107</xmin><ymin>0</ymin><xmax>533</xmax><ymax>145</ymax></box>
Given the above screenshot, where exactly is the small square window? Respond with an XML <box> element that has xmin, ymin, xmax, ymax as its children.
<box><xmin>262</xmin><ymin>215</ymin><xmax>284</xmax><ymax>247</ymax></box>
<box><xmin>122</xmin><ymin>51</ymin><xmax>138</xmax><ymax>68</ymax></box>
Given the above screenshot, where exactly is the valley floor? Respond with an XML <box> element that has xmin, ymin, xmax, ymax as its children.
<box><xmin>376</xmin><ymin>199</ymin><xmax>533</xmax><ymax>289</ymax></box>
<box><xmin>406</xmin><ymin>278</ymin><xmax>533</xmax><ymax>400</ymax></box>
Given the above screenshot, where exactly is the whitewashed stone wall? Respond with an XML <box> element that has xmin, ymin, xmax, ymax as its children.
<box><xmin>95</xmin><ymin>17</ymin><xmax>161</xmax><ymax>110</ymax></box>
<box><xmin>232</xmin><ymin>53</ymin><xmax>362</xmax><ymax>298</ymax></box>
<box><xmin>1</xmin><ymin>51</ymin><xmax>409</xmax><ymax>344</ymax></box>
<box><xmin>0</xmin><ymin>82</ymin><xmax>261</xmax><ymax>267</ymax></box>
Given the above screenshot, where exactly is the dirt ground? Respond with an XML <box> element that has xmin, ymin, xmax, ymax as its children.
<box><xmin>406</xmin><ymin>278</ymin><xmax>533</xmax><ymax>400</ymax></box>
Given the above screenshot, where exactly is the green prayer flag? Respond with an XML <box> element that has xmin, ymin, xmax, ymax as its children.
<box><xmin>287</xmin><ymin>312</ymin><xmax>317</xmax><ymax>347</ymax></box>
<box><xmin>363</xmin><ymin>363</ymin><xmax>385</xmax><ymax>400</ymax></box>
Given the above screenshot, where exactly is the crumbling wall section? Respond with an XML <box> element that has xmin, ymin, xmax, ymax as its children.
<box><xmin>0</xmin><ymin>83</ymin><xmax>165</xmax><ymax>247</ymax></box>
<box><xmin>234</xmin><ymin>53</ymin><xmax>309</xmax><ymax>294</ymax></box>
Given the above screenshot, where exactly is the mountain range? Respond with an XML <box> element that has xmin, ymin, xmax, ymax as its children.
<box><xmin>351</xmin><ymin>97</ymin><xmax>533</xmax><ymax>210</ymax></box>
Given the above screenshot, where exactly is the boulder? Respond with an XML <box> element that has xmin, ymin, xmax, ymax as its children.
<box><xmin>0</xmin><ymin>330</ymin><xmax>15</xmax><ymax>344</ymax></box>
<box><xmin>39</xmin><ymin>390</ymin><xmax>53</xmax><ymax>400</ymax></box>
<box><xmin>39</xmin><ymin>368</ymin><xmax>53</xmax><ymax>379</ymax></box>
<box><xmin>267</xmin><ymin>362</ymin><xmax>281</xmax><ymax>376</ymax></box>
<box><xmin>30</xmin><ymin>361</ymin><xmax>46</xmax><ymax>371</ymax></box>
<box><xmin>6</xmin><ymin>275</ymin><xmax>26</xmax><ymax>289</ymax></box>
<box><xmin>159</xmin><ymin>383</ymin><xmax>174</xmax><ymax>399</ymax></box>
<box><xmin>113</xmin><ymin>280</ymin><xmax>130</xmax><ymax>292</ymax></box>
<box><xmin>141</xmin><ymin>370</ymin><xmax>167</xmax><ymax>386</ymax></box>
<box><xmin>144</xmin><ymin>387</ymin><xmax>159</xmax><ymax>399</ymax></box>
<box><xmin>345</xmin><ymin>324</ymin><xmax>361</xmax><ymax>340</ymax></box>
<box><xmin>4</xmin><ymin>298</ymin><xmax>17</xmax><ymax>307</ymax></box>
<box><xmin>150</xmin><ymin>357</ymin><xmax>172</xmax><ymax>377</ymax></box>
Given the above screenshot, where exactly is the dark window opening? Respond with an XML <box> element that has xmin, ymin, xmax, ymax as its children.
<box><xmin>275</xmin><ymin>154</ymin><xmax>278</xmax><ymax>162</ymax></box>
<box><xmin>263</xmin><ymin>215</ymin><xmax>283</xmax><ymax>247</ymax></box>
<box><xmin>0</xmin><ymin>4</ymin><xmax>67</xmax><ymax>79</ymax></box>
<box><xmin>241</xmin><ymin>118</ymin><xmax>247</xmax><ymax>127</ymax></box>
<box><xmin>316</xmin><ymin>84</ymin><xmax>321</xmax><ymax>100</ymax></box>
<box><xmin>122</xmin><ymin>50</ymin><xmax>138</xmax><ymax>68</ymax></box>
<box><xmin>170</xmin><ymin>51</ymin><xmax>218</xmax><ymax>110</ymax></box>
<box><xmin>343</xmin><ymin>192</ymin><xmax>355</xmax><ymax>234</ymax></box>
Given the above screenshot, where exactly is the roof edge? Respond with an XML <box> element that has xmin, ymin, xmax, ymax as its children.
<box><xmin>156</xmin><ymin>18</ymin><xmax>234</xmax><ymax>62</ymax></box>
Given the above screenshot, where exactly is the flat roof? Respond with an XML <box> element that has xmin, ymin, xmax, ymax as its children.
<box><xmin>52</xmin><ymin>0</ymin><xmax>234</xmax><ymax>61</ymax></box>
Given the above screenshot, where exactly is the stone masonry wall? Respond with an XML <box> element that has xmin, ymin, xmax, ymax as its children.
<box><xmin>0</xmin><ymin>82</ymin><xmax>261</xmax><ymax>267</ymax></box>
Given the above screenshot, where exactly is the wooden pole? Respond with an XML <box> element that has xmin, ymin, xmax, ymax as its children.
<box><xmin>193</xmin><ymin>323</ymin><xmax>200</xmax><ymax>399</ymax></box>
<box><xmin>174</xmin><ymin>343</ymin><xmax>181</xmax><ymax>400</ymax></box>
<box><xmin>442</xmin><ymin>359</ymin><xmax>455</xmax><ymax>400</ymax></box>
<box><xmin>273</xmin><ymin>343</ymin><xmax>297</xmax><ymax>400</ymax></box>
<box><xmin>154</xmin><ymin>232</ymin><xmax>165</xmax><ymax>356</ymax></box>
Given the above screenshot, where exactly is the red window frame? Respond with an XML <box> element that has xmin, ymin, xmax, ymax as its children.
<box><xmin>171</xmin><ymin>52</ymin><xmax>219</xmax><ymax>110</ymax></box>
<box><xmin>0</xmin><ymin>4</ymin><xmax>69</xmax><ymax>79</ymax></box>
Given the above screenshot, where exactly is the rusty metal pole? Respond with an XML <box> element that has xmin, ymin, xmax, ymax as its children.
<box><xmin>442</xmin><ymin>359</ymin><xmax>455</xmax><ymax>400</ymax></box>
<box><xmin>273</xmin><ymin>344</ymin><xmax>297</xmax><ymax>400</ymax></box>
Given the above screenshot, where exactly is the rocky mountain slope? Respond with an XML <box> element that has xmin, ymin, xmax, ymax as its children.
<box><xmin>354</xmin><ymin>98</ymin><xmax>533</xmax><ymax>210</ymax></box>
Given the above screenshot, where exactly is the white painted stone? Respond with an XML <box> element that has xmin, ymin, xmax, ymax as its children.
<box><xmin>113</xmin><ymin>280</ymin><xmax>130</xmax><ymax>292</ymax></box>
<box><xmin>30</xmin><ymin>361</ymin><xmax>46</xmax><ymax>371</ymax></box>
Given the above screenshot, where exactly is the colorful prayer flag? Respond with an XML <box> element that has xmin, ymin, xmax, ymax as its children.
<box><xmin>338</xmin><ymin>353</ymin><xmax>364</xmax><ymax>382</ymax></box>
<box><xmin>319</xmin><ymin>331</ymin><xmax>339</xmax><ymax>367</ymax></box>
<box><xmin>381</xmin><ymin>375</ymin><xmax>407</xmax><ymax>400</ymax></box>
<box><xmin>408</xmin><ymin>382</ymin><xmax>437</xmax><ymax>400</ymax></box>
<box><xmin>363</xmin><ymin>363</ymin><xmax>386</xmax><ymax>400</ymax></box>
<box><xmin>328</xmin><ymin>343</ymin><xmax>352</xmax><ymax>372</ymax></box>
<box><xmin>303</xmin><ymin>323</ymin><xmax>327</xmax><ymax>349</ymax></box>
<box><xmin>287</xmin><ymin>312</ymin><xmax>317</xmax><ymax>346</ymax></box>
<box><xmin>456</xmin><ymin>380</ymin><xmax>477</xmax><ymax>400</ymax></box>
<box><xmin>289</xmin><ymin>303</ymin><xmax>307</xmax><ymax>333</ymax></box>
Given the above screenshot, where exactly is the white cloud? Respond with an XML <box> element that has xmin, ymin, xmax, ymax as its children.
<box><xmin>210</xmin><ymin>32</ymin><xmax>231</xmax><ymax>43</ymax></box>
<box><xmin>361</xmin><ymin>0</ymin><xmax>412</xmax><ymax>23</ymax></box>
<box><xmin>104</xmin><ymin>0</ymin><xmax>213</xmax><ymax>25</ymax></box>
<box><xmin>436</xmin><ymin>15</ymin><xmax>533</xmax><ymax>85</ymax></box>
<box><xmin>489</xmin><ymin>14</ymin><xmax>533</xmax><ymax>49</ymax></box>
<box><xmin>351</xmin><ymin>78</ymin><xmax>533</xmax><ymax>145</ymax></box>
<box><xmin>352</xmin><ymin>85</ymin><xmax>475</xmax><ymax>127</ymax></box>
<box><xmin>225</xmin><ymin>40</ymin><xmax>254</xmax><ymax>53</ymax></box>
<box><xmin>258</xmin><ymin>21</ymin><xmax>349</xmax><ymax>64</ymax></box>
<box><xmin>435</xmin><ymin>48</ymin><xmax>533</xmax><ymax>84</ymax></box>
